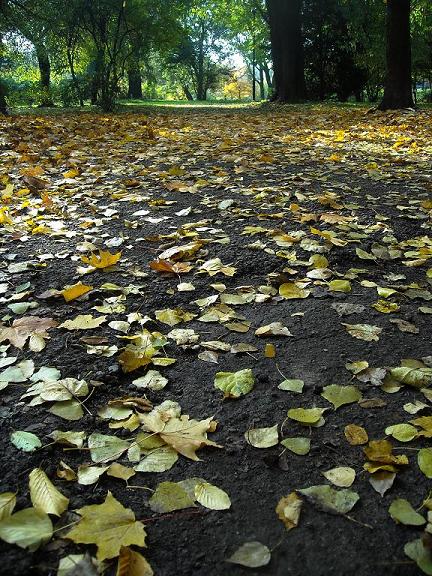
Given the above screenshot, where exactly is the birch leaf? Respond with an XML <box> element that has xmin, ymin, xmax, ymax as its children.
<box><xmin>227</xmin><ymin>542</ymin><xmax>271</xmax><ymax>568</ymax></box>
<box><xmin>321</xmin><ymin>385</ymin><xmax>362</xmax><ymax>409</ymax></box>
<box><xmin>29</xmin><ymin>469</ymin><xmax>69</xmax><ymax>516</ymax></box>
<box><xmin>0</xmin><ymin>493</ymin><xmax>16</xmax><ymax>521</ymax></box>
<box><xmin>194</xmin><ymin>482</ymin><xmax>231</xmax><ymax>510</ymax></box>
<box><xmin>214</xmin><ymin>369</ymin><xmax>254</xmax><ymax>398</ymax></box>
<box><xmin>298</xmin><ymin>485</ymin><xmax>359</xmax><ymax>515</ymax></box>
<box><xmin>10</xmin><ymin>431</ymin><xmax>41</xmax><ymax>452</ymax></box>
<box><xmin>0</xmin><ymin>508</ymin><xmax>53</xmax><ymax>551</ymax></box>
<box><xmin>389</xmin><ymin>499</ymin><xmax>425</xmax><ymax>526</ymax></box>
<box><xmin>245</xmin><ymin>425</ymin><xmax>279</xmax><ymax>448</ymax></box>
<box><xmin>276</xmin><ymin>493</ymin><xmax>302</xmax><ymax>530</ymax></box>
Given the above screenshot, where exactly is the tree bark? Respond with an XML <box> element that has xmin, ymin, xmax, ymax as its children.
<box><xmin>0</xmin><ymin>82</ymin><xmax>7</xmax><ymax>115</ymax></box>
<box><xmin>67</xmin><ymin>47</ymin><xmax>84</xmax><ymax>107</ymax></box>
<box><xmin>128</xmin><ymin>68</ymin><xmax>143</xmax><ymax>99</ymax></box>
<box><xmin>183</xmin><ymin>85</ymin><xmax>194</xmax><ymax>101</ymax></box>
<box><xmin>36</xmin><ymin>43</ymin><xmax>54</xmax><ymax>107</ymax></box>
<box><xmin>379</xmin><ymin>0</ymin><xmax>414</xmax><ymax>110</ymax></box>
<box><xmin>265</xmin><ymin>0</ymin><xmax>306</xmax><ymax>102</ymax></box>
<box><xmin>259</xmin><ymin>65</ymin><xmax>265</xmax><ymax>100</ymax></box>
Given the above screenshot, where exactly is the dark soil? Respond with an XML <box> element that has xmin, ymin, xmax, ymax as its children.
<box><xmin>0</xmin><ymin>105</ymin><xmax>432</xmax><ymax>576</ymax></box>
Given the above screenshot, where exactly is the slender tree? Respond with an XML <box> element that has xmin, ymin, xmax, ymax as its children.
<box><xmin>379</xmin><ymin>0</ymin><xmax>415</xmax><ymax>110</ymax></box>
<box><xmin>265</xmin><ymin>0</ymin><xmax>306</xmax><ymax>102</ymax></box>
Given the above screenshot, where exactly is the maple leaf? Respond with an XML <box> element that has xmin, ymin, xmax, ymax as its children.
<box><xmin>81</xmin><ymin>250</ymin><xmax>121</xmax><ymax>269</ymax></box>
<box><xmin>66</xmin><ymin>492</ymin><xmax>146</xmax><ymax>561</ymax></box>
<box><xmin>149</xmin><ymin>259</ymin><xmax>193</xmax><ymax>274</ymax></box>
<box><xmin>0</xmin><ymin>316</ymin><xmax>57</xmax><ymax>350</ymax></box>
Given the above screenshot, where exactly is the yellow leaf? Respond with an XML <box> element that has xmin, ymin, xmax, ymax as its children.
<box><xmin>81</xmin><ymin>250</ymin><xmax>121</xmax><ymax>269</ymax></box>
<box><xmin>29</xmin><ymin>469</ymin><xmax>69</xmax><ymax>516</ymax></box>
<box><xmin>61</xmin><ymin>283</ymin><xmax>93</xmax><ymax>302</ymax></box>
<box><xmin>264</xmin><ymin>343</ymin><xmax>276</xmax><ymax>358</ymax></box>
<box><xmin>276</xmin><ymin>493</ymin><xmax>302</xmax><ymax>530</ymax></box>
<box><xmin>66</xmin><ymin>492</ymin><xmax>146</xmax><ymax>561</ymax></box>
<box><xmin>116</xmin><ymin>547</ymin><xmax>153</xmax><ymax>576</ymax></box>
<box><xmin>159</xmin><ymin>416</ymin><xmax>222</xmax><ymax>461</ymax></box>
<box><xmin>0</xmin><ymin>493</ymin><xmax>16</xmax><ymax>520</ymax></box>
<box><xmin>63</xmin><ymin>168</ymin><xmax>79</xmax><ymax>179</ymax></box>
<box><xmin>328</xmin><ymin>280</ymin><xmax>351</xmax><ymax>293</ymax></box>
<box><xmin>344</xmin><ymin>424</ymin><xmax>368</xmax><ymax>445</ymax></box>
<box><xmin>59</xmin><ymin>315</ymin><xmax>107</xmax><ymax>330</ymax></box>
<box><xmin>279</xmin><ymin>283</ymin><xmax>310</xmax><ymax>300</ymax></box>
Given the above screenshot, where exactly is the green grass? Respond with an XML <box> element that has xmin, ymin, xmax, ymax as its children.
<box><xmin>118</xmin><ymin>98</ymin><xmax>260</xmax><ymax>108</ymax></box>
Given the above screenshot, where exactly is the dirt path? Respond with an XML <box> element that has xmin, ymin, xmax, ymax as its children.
<box><xmin>1</xmin><ymin>105</ymin><xmax>432</xmax><ymax>575</ymax></box>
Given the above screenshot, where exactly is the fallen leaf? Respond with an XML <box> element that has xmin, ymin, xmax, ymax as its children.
<box><xmin>66</xmin><ymin>492</ymin><xmax>146</xmax><ymax>561</ymax></box>
<box><xmin>227</xmin><ymin>541</ymin><xmax>271</xmax><ymax>568</ymax></box>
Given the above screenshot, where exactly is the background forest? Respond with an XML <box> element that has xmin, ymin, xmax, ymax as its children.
<box><xmin>0</xmin><ymin>0</ymin><xmax>431</xmax><ymax>112</ymax></box>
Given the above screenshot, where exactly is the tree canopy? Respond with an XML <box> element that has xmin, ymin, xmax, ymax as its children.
<box><xmin>0</xmin><ymin>0</ymin><xmax>431</xmax><ymax>110</ymax></box>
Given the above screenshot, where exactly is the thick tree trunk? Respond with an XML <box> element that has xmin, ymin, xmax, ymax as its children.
<box><xmin>379</xmin><ymin>0</ymin><xmax>414</xmax><ymax>110</ymax></box>
<box><xmin>265</xmin><ymin>0</ymin><xmax>306</xmax><ymax>102</ymax></box>
<box><xmin>36</xmin><ymin>43</ymin><xmax>54</xmax><ymax>107</ymax></box>
<box><xmin>128</xmin><ymin>68</ymin><xmax>143</xmax><ymax>99</ymax></box>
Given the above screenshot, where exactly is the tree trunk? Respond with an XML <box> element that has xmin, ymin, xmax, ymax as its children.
<box><xmin>263</xmin><ymin>62</ymin><xmax>273</xmax><ymax>93</ymax></box>
<box><xmin>36</xmin><ymin>43</ymin><xmax>54</xmax><ymax>107</ymax></box>
<box><xmin>128</xmin><ymin>68</ymin><xmax>143</xmax><ymax>99</ymax></box>
<box><xmin>265</xmin><ymin>0</ymin><xmax>306</xmax><ymax>102</ymax></box>
<box><xmin>259</xmin><ymin>66</ymin><xmax>265</xmax><ymax>100</ymax></box>
<box><xmin>67</xmin><ymin>47</ymin><xmax>84</xmax><ymax>107</ymax></box>
<box><xmin>183</xmin><ymin>85</ymin><xmax>194</xmax><ymax>101</ymax></box>
<box><xmin>378</xmin><ymin>0</ymin><xmax>414</xmax><ymax>110</ymax></box>
<box><xmin>0</xmin><ymin>82</ymin><xmax>7</xmax><ymax>115</ymax></box>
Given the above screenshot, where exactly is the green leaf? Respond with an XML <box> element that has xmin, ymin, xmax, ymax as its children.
<box><xmin>149</xmin><ymin>482</ymin><xmax>196</xmax><ymax>513</ymax></box>
<box><xmin>0</xmin><ymin>359</ymin><xmax>34</xmax><ymax>383</ymax></box>
<box><xmin>77</xmin><ymin>465</ymin><xmax>109</xmax><ymax>485</ymax></box>
<box><xmin>0</xmin><ymin>508</ymin><xmax>53</xmax><ymax>551</ymax></box>
<box><xmin>10</xmin><ymin>431</ymin><xmax>42</xmax><ymax>452</ymax></box>
<box><xmin>342</xmin><ymin>323</ymin><xmax>382</xmax><ymax>342</ymax></box>
<box><xmin>321</xmin><ymin>385</ymin><xmax>362</xmax><ymax>409</ymax></box>
<box><xmin>88</xmin><ymin>433</ymin><xmax>130</xmax><ymax>463</ymax></box>
<box><xmin>328</xmin><ymin>280</ymin><xmax>351</xmax><ymax>293</ymax></box>
<box><xmin>49</xmin><ymin>399</ymin><xmax>84</xmax><ymax>421</ymax></box>
<box><xmin>280</xmin><ymin>437</ymin><xmax>311</xmax><ymax>455</ymax></box>
<box><xmin>418</xmin><ymin>448</ymin><xmax>432</xmax><ymax>478</ymax></box>
<box><xmin>132</xmin><ymin>370</ymin><xmax>168</xmax><ymax>391</ymax></box>
<box><xmin>298</xmin><ymin>485</ymin><xmax>359</xmax><ymax>515</ymax></box>
<box><xmin>245</xmin><ymin>425</ymin><xmax>279</xmax><ymax>448</ymax></box>
<box><xmin>405</xmin><ymin>539</ymin><xmax>432</xmax><ymax>575</ymax></box>
<box><xmin>390</xmin><ymin>367</ymin><xmax>432</xmax><ymax>389</ymax></box>
<box><xmin>194</xmin><ymin>482</ymin><xmax>231</xmax><ymax>510</ymax></box>
<box><xmin>134</xmin><ymin>447</ymin><xmax>179</xmax><ymax>473</ymax></box>
<box><xmin>389</xmin><ymin>498</ymin><xmax>425</xmax><ymax>526</ymax></box>
<box><xmin>227</xmin><ymin>542</ymin><xmax>271</xmax><ymax>568</ymax></box>
<box><xmin>278</xmin><ymin>379</ymin><xmax>304</xmax><ymax>393</ymax></box>
<box><xmin>287</xmin><ymin>407</ymin><xmax>326</xmax><ymax>425</ymax></box>
<box><xmin>214</xmin><ymin>369</ymin><xmax>254</xmax><ymax>398</ymax></box>
<box><xmin>385</xmin><ymin>424</ymin><xmax>418</xmax><ymax>442</ymax></box>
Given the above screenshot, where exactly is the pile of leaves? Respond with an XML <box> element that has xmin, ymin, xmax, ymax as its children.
<box><xmin>0</xmin><ymin>104</ymin><xmax>432</xmax><ymax>575</ymax></box>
